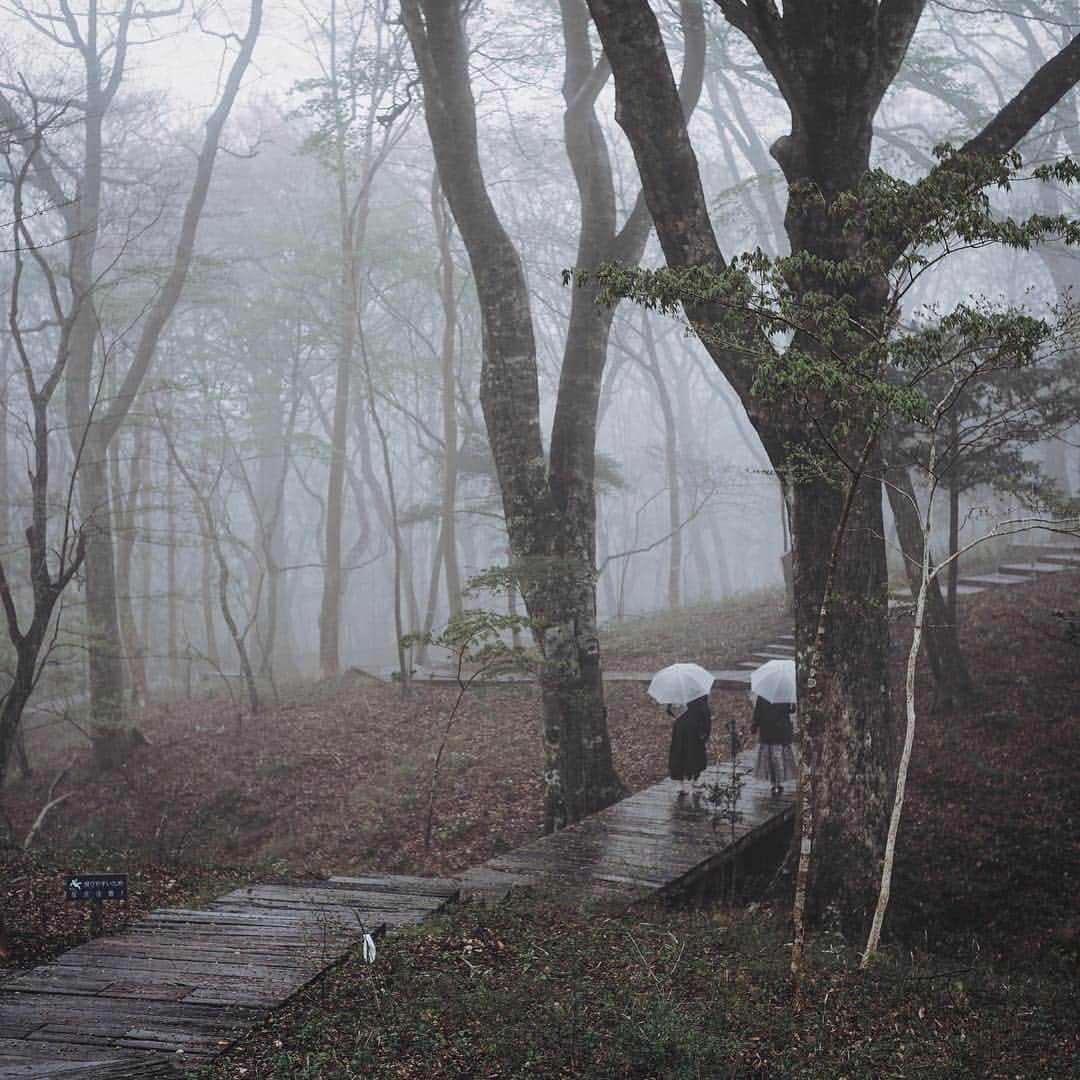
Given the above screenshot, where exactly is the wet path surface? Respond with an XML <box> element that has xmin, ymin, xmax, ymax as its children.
<box><xmin>0</xmin><ymin>877</ymin><xmax>459</xmax><ymax>1077</ymax></box>
<box><xmin>459</xmin><ymin>749</ymin><xmax>795</xmax><ymax>904</ymax></box>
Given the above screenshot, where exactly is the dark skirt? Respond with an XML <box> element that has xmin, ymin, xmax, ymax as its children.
<box><xmin>668</xmin><ymin>712</ymin><xmax>708</xmax><ymax>781</ymax></box>
<box><xmin>753</xmin><ymin>742</ymin><xmax>797</xmax><ymax>784</ymax></box>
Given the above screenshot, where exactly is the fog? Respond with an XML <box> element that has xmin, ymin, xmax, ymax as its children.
<box><xmin>0</xmin><ymin>0</ymin><xmax>1076</xmax><ymax>716</ymax></box>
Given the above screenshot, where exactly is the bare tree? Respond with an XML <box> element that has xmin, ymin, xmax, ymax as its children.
<box><xmin>155</xmin><ymin>402</ymin><xmax>260</xmax><ymax>717</ymax></box>
<box><xmin>0</xmin><ymin>0</ymin><xmax>262</xmax><ymax>766</ymax></box>
<box><xmin>0</xmin><ymin>104</ymin><xmax>85</xmax><ymax>792</ymax></box>
<box><xmin>292</xmin><ymin>0</ymin><xmax>415</xmax><ymax>679</ymax></box>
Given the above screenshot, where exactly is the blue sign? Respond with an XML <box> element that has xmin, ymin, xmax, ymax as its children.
<box><xmin>66</xmin><ymin>875</ymin><xmax>128</xmax><ymax>901</ymax></box>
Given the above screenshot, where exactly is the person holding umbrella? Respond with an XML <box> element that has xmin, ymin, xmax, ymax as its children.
<box><xmin>750</xmin><ymin>659</ymin><xmax>798</xmax><ymax>797</ymax></box>
<box><xmin>647</xmin><ymin>663</ymin><xmax>714</xmax><ymax>798</ymax></box>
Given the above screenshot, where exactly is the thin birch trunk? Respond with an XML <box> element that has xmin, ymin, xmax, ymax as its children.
<box><xmin>862</xmin><ymin>422</ymin><xmax>943</xmax><ymax>963</ymax></box>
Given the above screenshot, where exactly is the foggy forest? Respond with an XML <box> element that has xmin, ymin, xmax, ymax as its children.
<box><xmin>1</xmin><ymin>0</ymin><xmax>1078</xmax><ymax>1076</ymax></box>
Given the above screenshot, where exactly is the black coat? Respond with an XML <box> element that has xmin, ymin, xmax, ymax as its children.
<box><xmin>751</xmin><ymin>697</ymin><xmax>795</xmax><ymax>745</ymax></box>
<box><xmin>668</xmin><ymin>695</ymin><xmax>711</xmax><ymax>781</ymax></box>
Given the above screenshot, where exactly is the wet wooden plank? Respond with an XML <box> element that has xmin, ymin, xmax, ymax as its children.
<box><xmin>466</xmin><ymin>750</ymin><xmax>795</xmax><ymax>906</ymax></box>
<box><xmin>214</xmin><ymin>883</ymin><xmax>451</xmax><ymax>909</ymax></box>
<box><xmin>0</xmin><ymin>1037</ymin><xmax>181</xmax><ymax>1078</ymax></box>
<box><xmin>0</xmin><ymin>873</ymin><xmax>460</xmax><ymax>1075</ymax></box>
<box><xmin>323</xmin><ymin>875</ymin><xmax>460</xmax><ymax>898</ymax></box>
<box><xmin>51</xmin><ymin>939</ymin><xmax>332</xmax><ymax>966</ymax></box>
<box><xmin>3</xmin><ymin>968</ymin><xmax>291</xmax><ymax>1008</ymax></box>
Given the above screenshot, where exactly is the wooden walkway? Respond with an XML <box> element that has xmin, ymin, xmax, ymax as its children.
<box><xmin>0</xmin><ymin>755</ymin><xmax>793</xmax><ymax>1078</ymax></box>
<box><xmin>0</xmin><ymin>876</ymin><xmax>459</xmax><ymax>1076</ymax></box>
<box><xmin>459</xmin><ymin>749</ymin><xmax>795</xmax><ymax>904</ymax></box>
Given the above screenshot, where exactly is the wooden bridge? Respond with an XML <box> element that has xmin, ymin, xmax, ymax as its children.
<box><xmin>458</xmin><ymin>751</ymin><xmax>795</xmax><ymax>905</ymax></box>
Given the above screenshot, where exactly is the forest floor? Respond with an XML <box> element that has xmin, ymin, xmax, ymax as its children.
<box><xmin>1</xmin><ymin>570</ymin><xmax>1079</xmax><ymax>1075</ymax></box>
<box><xmin>0</xmin><ymin>587</ymin><xmax>788</xmax><ymax>966</ymax></box>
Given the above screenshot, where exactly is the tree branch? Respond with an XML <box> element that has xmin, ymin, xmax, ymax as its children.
<box><xmin>960</xmin><ymin>32</ymin><xmax>1080</xmax><ymax>160</ymax></box>
<box><xmin>22</xmin><ymin>754</ymin><xmax>77</xmax><ymax>850</ymax></box>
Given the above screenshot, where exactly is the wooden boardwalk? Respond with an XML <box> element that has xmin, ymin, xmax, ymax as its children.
<box><xmin>0</xmin><ymin>876</ymin><xmax>459</xmax><ymax>1077</ymax></box>
<box><xmin>460</xmin><ymin>749</ymin><xmax>795</xmax><ymax>904</ymax></box>
<box><xmin>0</xmin><ymin>627</ymin><xmax>807</xmax><ymax>1077</ymax></box>
<box><xmin>4</xmin><ymin>543</ymin><xmax>1075</xmax><ymax>1076</ymax></box>
<box><xmin>7</xmin><ymin>550</ymin><xmax>1074</xmax><ymax>1076</ymax></box>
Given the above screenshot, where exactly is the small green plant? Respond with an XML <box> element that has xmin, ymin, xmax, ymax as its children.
<box><xmin>402</xmin><ymin>609</ymin><xmax>534</xmax><ymax>848</ymax></box>
<box><xmin>706</xmin><ymin>700</ymin><xmax>747</xmax><ymax>901</ymax></box>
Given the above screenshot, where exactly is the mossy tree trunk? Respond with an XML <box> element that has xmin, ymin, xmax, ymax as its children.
<box><xmin>585</xmin><ymin>0</ymin><xmax>1080</xmax><ymax>932</ymax></box>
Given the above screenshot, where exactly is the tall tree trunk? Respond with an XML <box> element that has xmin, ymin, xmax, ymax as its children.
<box><xmin>250</xmin><ymin>357</ymin><xmax>296</xmax><ymax>679</ymax></box>
<box><xmin>138</xmin><ymin>468</ymin><xmax>152</xmax><ymax>685</ymax></box>
<box><xmin>692</xmin><ymin>520</ymin><xmax>720</xmax><ymax>602</ymax></box>
<box><xmin>0</xmin><ymin>336</ymin><xmax>9</xmax><ymax>545</ymax></box>
<box><xmin>42</xmin><ymin>0</ymin><xmax>262</xmax><ymax>765</ymax></box>
<box><xmin>312</xmin><ymin>0</ymin><xmax>404</xmax><ymax>679</ymax></box>
<box><xmin>596</xmin><ymin>516</ymin><xmax>618</xmax><ymax>618</ymax></box>
<box><xmin>196</xmin><ymin>406</ymin><xmax>220</xmax><ymax>669</ymax></box>
<box><xmin>166</xmin><ymin>446</ymin><xmax>179</xmax><ymax>686</ymax></box>
<box><xmin>417</xmin><ymin>527</ymin><xmax>444</xmax><ymax>665</ymax></box>
<box><xmin>109</xmin><ymin>428</ymin><xmax>149</xmax><ymax>708</ymax></box>
<box><xmin>62</xmin><ymin>73</ymin><xmax>126</xmax><ymax>761</ymax></box>
<box><xmin>318</xmin><ymin>131</ymin><xmax>359</xmax><ymax>678</ymax></box>
<box><xmin>360</xmin><ymin>341</ymin><xmax>410</xmax><ymax>690</ymax></box>
<box><xmin>432</xmin><ymin>175</ymin><xmax>463</xmax><ymax>621</ymax></box>
<box><xmin>80</xmin><ymin>448</ymin><xmax>133</xmax><ymax>768</ymax></box>
<box><xmin>789</xmin><ymin>454</ymin><xmax>895</xmax><ymax>932</ymax></box>
<box><xmin>318</xmin><ymin>184</ymin><xmax>360</xmax><ymax>679</ymax></box>
<box><xmin>403</xmin><ymin>0</ymin><xmax>705</xmax><ymax>826</ymax></box>
<box><xmin>946</xmin><ymin>424</ymin><xmax>960</xmax><ymax>625</ymax></box>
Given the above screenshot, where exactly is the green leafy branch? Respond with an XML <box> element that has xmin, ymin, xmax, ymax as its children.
<box><xmin>567</xmin><ymin>151</ymin><xmax>1078</xmax><ymax>448</ymax></box>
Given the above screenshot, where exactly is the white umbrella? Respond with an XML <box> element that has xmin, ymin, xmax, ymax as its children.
<box><xmin>750</xmin><ymin>658</ymin><xmax>797</xmax><ymax>704</ymax></box>
<box><xmin>647</xmin><ymin>662</ymin><xmax>715</xmax><ymax>705</ymax></box>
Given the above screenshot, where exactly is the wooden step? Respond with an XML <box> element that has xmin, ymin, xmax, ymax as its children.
<box><xmin>958</xmin><ymin>573</ymin><xmax>1031</xmax><ymax>586</ymax></box>
<box><xmin>999</xmin><ymin>561</ymin><xmax>1066</xmax><ymax>575</ymax></box>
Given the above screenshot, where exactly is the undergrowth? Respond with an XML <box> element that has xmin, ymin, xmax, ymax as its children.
<box><xmin>199</xmin><ymin>895</ymin><xmax>1079</xmax><ymax>1079</ymax></box>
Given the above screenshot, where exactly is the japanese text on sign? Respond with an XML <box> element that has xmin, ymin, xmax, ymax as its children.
<box><xmin>66</xmin><ymin>875</ymin><xmax>128</xmax><ymax>902</ymax></box>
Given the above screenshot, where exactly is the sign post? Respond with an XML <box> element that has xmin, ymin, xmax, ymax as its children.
<box><xmin>66</xmin><ymin>875</ymin><xmax>128</xmax><ymax>938</ymax></box>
